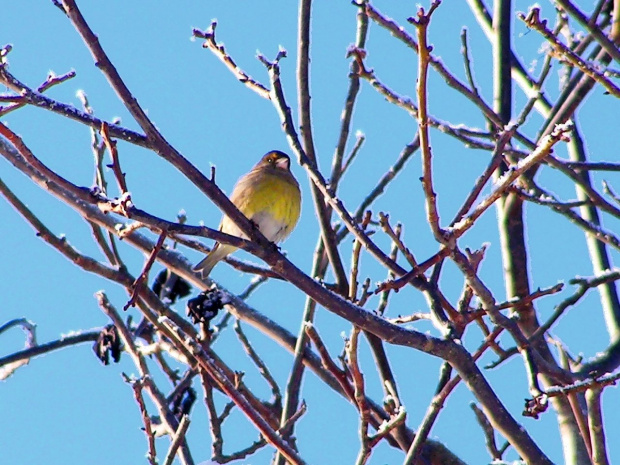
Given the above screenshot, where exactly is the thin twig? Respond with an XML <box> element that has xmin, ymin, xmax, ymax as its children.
<box><xmin>451</xmin><ymin>122</ymin><xmax>573</xmax><ymax>238</ymax></box>
<box><xmin>404</xmin><ymin>323</ymin><xmax>504</xmax><ymax>464</ymax></box>
<box><xmin>162</xmin><ymin>415</ymin><xmax>191</xmax><ymax>465</ymax></box>
<box><xmin>192</xmin><ymin>22</ymin><xmax>271</xmax><ymax>99</ymax></box>
<box><xmin>97</xmin><ymin>292</ymin><xmax>194</xmax><ymax>465</ymax></box>
<box><xmin>234</xmin><ymin>319</ymin><xmax>282</xmax><ymax>407</ymax></box>
<box><xmin>101</xmin><ymin>122</ymin><xmax>129</xmax><ymax>195</ymax></box>
<box><xmin>460</xmin><ymin>28</ymin><xmax>480</xmax><ymax>98</ymax></box>
<box><xmin>0</xmin><ymin>70</ymin><xmax>76</xmax><ymax>117</ymax></box>
<box><xmin>180</xmin><ymin>336</ymin><xmax>306</xmax><ymax>464</ymax></box>
<box><xmin>124</xmin><ymin>375</ymin><xmax>158</xmax><ymax>465</ymax></box>
<box><xmin>378</xmin><ymin>213</ymin><xmax>416</xmax><ymax>267</ymax></box>
<box><xmin>554</xmin><ymin>0</ymin><xmax>620</xmax><ymax>64</ymax></box>
<box><xmin>348</xmin><ymin>327</ymin><xmax>372</xmax><ymax>465</ymax></box>
<box><xmin>376</xmin><ymin>222</ymin><xmax>402</xmax><ymax>316</ymax></box>
<box><xmin>331</xmin><ymin>4</ymin><xmax>369</xmax><ymax>190</ymax></box>
<box><xmin>520</xmin><ymin>8</ymin><xmax>620</xmax><ymax>97</ymax></box>
<box><xmin>470</xmin><ymin>403</ymin><xmax>505</xmax><ymax>461</ymax></box>
<box><xmin>125</xmin><ymin>229</ymin><xmax>168</xmax><ymax>310</ymax></box>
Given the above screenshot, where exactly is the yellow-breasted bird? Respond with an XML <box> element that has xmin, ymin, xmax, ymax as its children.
<box><xmin>193</xmin><ymin>150</ymin><xmax>301</xmax><ymax>277</ymax></box>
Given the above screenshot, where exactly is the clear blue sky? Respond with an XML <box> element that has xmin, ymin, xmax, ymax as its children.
<box><xmin>1</xmin><ymin>1</ymin><xmax>619</xmax><ymax>464</ymax></box>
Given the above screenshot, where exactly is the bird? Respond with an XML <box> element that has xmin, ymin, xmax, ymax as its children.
<box><xmin>193</xmin><ymin>150</ymin><xmax>301</xmax><ymax>277</ymax></box>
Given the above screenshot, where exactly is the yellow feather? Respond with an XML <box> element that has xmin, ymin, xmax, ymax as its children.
<box><xmin>232</xmin><ymin>171</ymin><xmax>301</xmax><ymax>231</ymax></box>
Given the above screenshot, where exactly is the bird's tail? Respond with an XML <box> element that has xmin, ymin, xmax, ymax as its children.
<box><xmin>192</xmin><ymin>244</ymin><xmax>237</xmax><ymax>277</ymax></box>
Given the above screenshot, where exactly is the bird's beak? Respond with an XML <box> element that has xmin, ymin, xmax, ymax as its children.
<box><xmin>275</xmin><ymin>157</ymin><xmax>290</xmax><ymax>170</ymax></box>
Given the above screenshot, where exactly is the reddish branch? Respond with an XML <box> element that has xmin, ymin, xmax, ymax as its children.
<box><xmin>123</xmin><ymin>375</ymin><xmax>158</xmax><ymax>465</ymax></box>
<box><xmin>125</xmin><ymin>230</ymin><xmax>168</xmax><ymax>310</ymax></box>
<box><xmin>101</xmin><ymin>122</ymin><xmax>129</xmax><ymax>195</ymax></box>
<box><xmin>410</xmin><ymin>1</ymin><xmax>445</xmax><ymax>245</ymax></box>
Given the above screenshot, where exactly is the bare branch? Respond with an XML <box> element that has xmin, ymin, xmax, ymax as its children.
<box><xmin>192</xmin><ymin>21</ymin><xmax>271</xmax><ymax>99</ymax></box>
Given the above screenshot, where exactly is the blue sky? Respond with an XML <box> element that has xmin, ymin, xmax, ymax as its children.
<box><xmin>2</xmin><ymin>1</ymin><xmax>619</xmax><ymax>464</ymax></box>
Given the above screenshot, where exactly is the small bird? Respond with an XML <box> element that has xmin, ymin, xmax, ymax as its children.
<box><xmin>193</xmin><ymin>150</ymin><xmax>301</xmax><ymax>277</ymax></box>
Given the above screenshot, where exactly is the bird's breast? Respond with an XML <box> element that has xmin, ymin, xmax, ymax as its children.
<box><xmin>223</xmin><ymin>170</ymin><xmax>301</xmax><ymax>242</ymax></box>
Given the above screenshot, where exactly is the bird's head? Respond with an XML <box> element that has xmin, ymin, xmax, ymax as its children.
<box><xmin>257</xmin><ymin>150</ymin><xmax>292</xmax><ymax>172</ymax></box>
